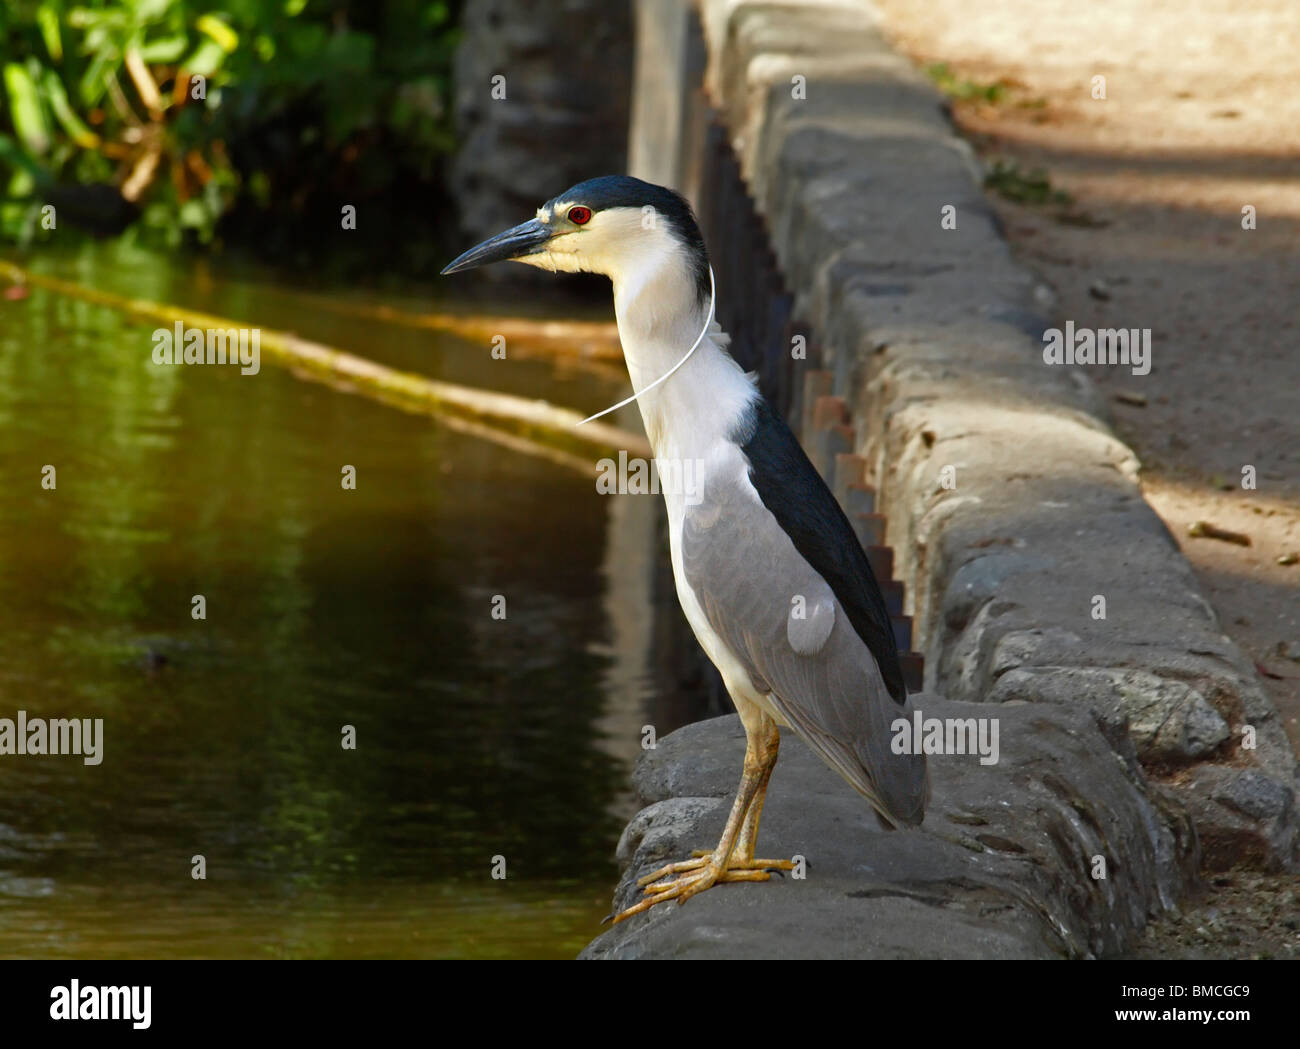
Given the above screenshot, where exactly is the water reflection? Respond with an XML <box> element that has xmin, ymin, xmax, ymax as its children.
<box><xmin>0</xmin><ymin>242</ymin><xmax>648</xmax><ymax>957</ymax></box>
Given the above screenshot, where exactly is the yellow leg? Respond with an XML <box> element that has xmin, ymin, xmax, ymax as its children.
<box><xmin>732</xmin><ymin>715</ymin><xmax>784</xmax><ymax>865</ymax></box>
<box><xmin>610</xmin><ymin>710</ymin><xmax>793</xmax><ymax>924</ymax></box>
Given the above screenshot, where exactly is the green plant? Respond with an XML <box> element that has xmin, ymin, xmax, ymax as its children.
<box><xmin>0</xmin><ymin>1</ymin><xmax>461</xmax><ymax>248</ymax></box>
<box><xmin>984</xmin><ymin>159</ymin><xmax>1072</xmax><ymax>206</ymax></box>
<box><xmin>926</xmin><ymin>62</ymin><xmax>1009</xmax><ymax>105</ymax></box>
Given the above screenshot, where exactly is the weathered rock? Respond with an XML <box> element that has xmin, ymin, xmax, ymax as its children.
<box><xmin>1179</xmin><ymin>765</ymin><xmax>1298</xmax><ymax>872</ymax></box>
<box><xmin>448</xmin><ymin>0</ymin><xmax>632</xmax><ymax>271</ymax></box>
<box><xmin>582</xmin><ymin>704</ymin><xmax>1198</xmax><ymax>959</ymax></box>
<box><xmin>988</xmin><ymin>667</ymin><xmax>1231</xmax><ymax>763</ymax></box>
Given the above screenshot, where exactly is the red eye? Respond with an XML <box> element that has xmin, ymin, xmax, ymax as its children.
<box><xmin>567</xmin><ymin>206</ymin><xmax>592</xmax><ymax>225</ymax></box>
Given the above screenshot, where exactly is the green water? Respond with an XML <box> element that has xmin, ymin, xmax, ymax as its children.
<box><xmin>0</xmin><ymin>240</ymin><xmax>644</xmax><ymax>958</ymax></box>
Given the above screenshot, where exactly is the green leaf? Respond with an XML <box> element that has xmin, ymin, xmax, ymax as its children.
<box><xmin>79</xmin><ymin>54</ymin><xmax>111</xmax><ymax>107</ymax></box>
<box><xmin>133</xmin><ymin>0</ymin><xmax>175</xmax><ymax>22</ymax></box>
<box><xmin>178</xmin><ymin>198</ymin><xmax>208</xmax><ymax>227</ymax></box>
<box><xmin>138</xmin><ymin>35</ymin><xmax>189</xmax><ymax>63</ymax></box>
<box><xmin>3</xmin><ymin>64</ymin><xmax>51</xmax><ymax>155</ymax></box>
<box><xmin>40</xmin><ymin>70</ymin><xmax>99</xmax><ymax>148</ymax></box>
<box><xmin>37</xmin><ymin>5</ymin><xmax>64</xmax><ymax>63</ymax></box>
<box><xmin>7</xmin><ymin>170</ymin><xmax>36</xmax><ymax>198</ymax></box>
<box><xmin>196</xmin><ymin>14</ymin><xmax>239</xmax><ymax>53</ymax></box>
<box><xmin>0</xmin><ymin>132</ymin><xmax>50</xmax><ymax>189</ymax></box>
<box><xmin>179</xmin><ymin>38</ymin><xmax>227</xmax><ymax>78</ymax></box>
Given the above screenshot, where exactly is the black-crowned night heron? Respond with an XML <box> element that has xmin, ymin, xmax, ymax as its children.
<box><xmin>443</xmin><ymin>176</ymin><xmax>927</xmax><ymax>923</ymax></box>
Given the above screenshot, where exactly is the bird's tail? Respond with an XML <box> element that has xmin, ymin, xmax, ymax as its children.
<box><xmin>769</xmin><ymin>673</ymin><xmax>928</xmax><ymax>830</ymax></box>
<box><xmin>855</xmin><ymin>686</ymin><xmax>928</xmax><ymax>829</ymax></box>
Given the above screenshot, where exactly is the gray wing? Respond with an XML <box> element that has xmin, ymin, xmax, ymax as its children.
<box><xmin>682</xmin><ymin>475</ymin><xmax>927</xmax><ymax>826</ymax></box>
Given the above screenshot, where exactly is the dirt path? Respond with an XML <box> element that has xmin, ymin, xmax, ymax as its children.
<box><xmin>871</xmin><ymin>0</ymin><xmax>1300</xmax><ymax>957</ymax></box>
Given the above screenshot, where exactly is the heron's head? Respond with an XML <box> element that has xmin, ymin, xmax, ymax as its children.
<box><xmin>441</xmin><ymin>175</ymin><xmax>710</xmax><ymax>306</ymax></box>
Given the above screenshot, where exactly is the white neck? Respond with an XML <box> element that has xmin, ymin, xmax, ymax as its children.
<box><xmin>610</xmin><ymin>256</ymin><xmax>757</xmax><ymax>458</ymax></box>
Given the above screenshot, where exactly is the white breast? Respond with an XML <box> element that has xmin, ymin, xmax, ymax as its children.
<box><xmin>659</xmin><ymin>423</ymin><xmax>789</xmax><ymax>726</ymax></box>
<box><xmin>606</xmin><ymin>245</ymin><xmax>781</xmax><ymax>720</ymax></box>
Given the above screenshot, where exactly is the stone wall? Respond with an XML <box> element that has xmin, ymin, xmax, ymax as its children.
<box><xmin>585</xmin><ymin>0</ymin><xmax>1297</xmax><ymax>959</ymax></box>
<box><xmin>702</xmin><ymin>0</ymin><xmax>1295</xmax><ymax>871</ymax></box>
<box><xmin>449</xmin><ymin>0</ymin><xmax>633</xmax><ymax>255</ymax></box>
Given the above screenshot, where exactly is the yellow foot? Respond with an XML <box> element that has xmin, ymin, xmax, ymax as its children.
<box><xmin>607</xmin><ymin>852</ymin><xmax>795</xmax><ymax>924</ymax></box>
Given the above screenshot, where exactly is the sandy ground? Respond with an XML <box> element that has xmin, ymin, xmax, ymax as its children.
<box><xmin>870</xmin><ymin>0</ymin><xmax>1300</xmax><ymax>957</ymax></box>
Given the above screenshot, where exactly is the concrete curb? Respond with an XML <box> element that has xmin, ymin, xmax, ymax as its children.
<box><xmin>586</xmin><ymin>0</ymin><xmax>1297</xmax><ymax>958</ymax></box>
<box><xmin>581</xmin><ymin>701</ymin><xmax>1197</xmax><ymax>959</ymax></box>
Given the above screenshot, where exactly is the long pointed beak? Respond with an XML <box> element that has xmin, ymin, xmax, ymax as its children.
<box><xmin>440</xmin><ymin>218</ymin><xmax>554</xmax><ymax>275</ymax></box>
